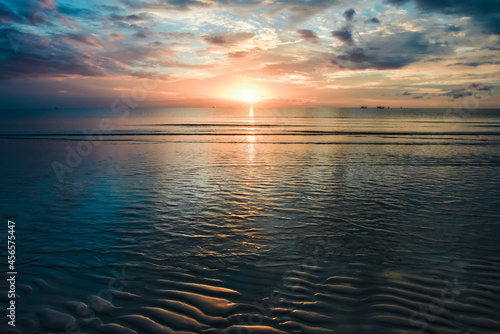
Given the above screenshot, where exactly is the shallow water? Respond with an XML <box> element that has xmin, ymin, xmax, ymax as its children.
<box><xmin>1</xmin><ymin>107</ymin><xmax>500</xmax><ymax>334</ymax></box>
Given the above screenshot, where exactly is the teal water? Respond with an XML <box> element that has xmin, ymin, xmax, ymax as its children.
<box><xmin>1</xmin><ymin>107</ymin><xmax>500</xmax><ymax>334</ymax></box>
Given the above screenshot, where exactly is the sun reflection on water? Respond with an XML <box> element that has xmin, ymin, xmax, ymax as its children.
<box><xmin>247</xmin><ymin>134</ymin><xmax>256</xmax><ymax>163</ymax></box>
<box><xmin>249</xmin><ymin>106</ymin><xmax>254</xmax><ymax>123</ymax></box>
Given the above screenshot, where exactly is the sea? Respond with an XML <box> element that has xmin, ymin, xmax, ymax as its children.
<box><xmin>1</xmin><ymin>107</ymin><xmax>499</xmax><ymax>334</ymax></box>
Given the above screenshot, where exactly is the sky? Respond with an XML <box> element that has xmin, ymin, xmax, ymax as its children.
<box><xmin>0</xmin><ymin>0</ymin><xmax>499</xmax><ymax>108</ymax></box>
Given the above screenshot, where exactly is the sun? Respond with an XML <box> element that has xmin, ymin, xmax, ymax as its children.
<box><xmin>233</xmin><ymin>87</ymin><xmax>262</xmax><ymax>104</ymax></box>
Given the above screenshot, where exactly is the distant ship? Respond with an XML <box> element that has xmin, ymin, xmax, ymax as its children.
<box><xmin>361</xmin><ymin>105</ymin><xmax>367</xmax><ymax>109</ymax></box>
<box><xmin>377</xmin><ymin>106</ymin><xmax>385</xmax><ymax>109</ymax></box>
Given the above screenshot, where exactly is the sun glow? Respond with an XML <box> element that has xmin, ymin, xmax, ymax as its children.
<box><xmin>233</xmin><ymin>87</ymin><xmax>262</xmax><ymax>103</ymax></box>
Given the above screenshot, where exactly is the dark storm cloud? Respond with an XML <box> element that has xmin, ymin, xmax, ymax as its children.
<box><xmin>297</xmin><ymin>29</ymin><xmax>319</xmax><ymax>43</ymax></box>
<box><xmin>330</xmin><ymin>31</ymin><xmax>450</xmax><ymax>70</ymax></box>
<box><xmin>343</xmin><ymin>8</ymin><xmax>356</xmax><ymax>21</ymax></box>
<box><xmin>331</xmin><ymin>30</ymin><xmax>353</xmax><ymax>45</ymax></box>
<box><xmin>387</xmin><ymin>0</ymin><xmax>500</xmax><ymax>34</ymax></box>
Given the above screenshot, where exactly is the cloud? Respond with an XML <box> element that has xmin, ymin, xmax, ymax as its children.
<box><xmin>330</xmin><ymin>31</ymin><xmax>450</xmax><ymax>70</ymax></box>
<box><xmin>0</xmin><ymin>0</ymin><xmax>71</xmax><ymax>26</ymax></box>
<box><xmin>100</xmin><ymin>45</ymin><xmax>177</xmax><ymax>67</ymax></box>
<box><xmin>0</xmin><ymin>27</ymin><xmax>173</xmax><ymax>79</ymax></box>
<box><xmin>343</xmin><ymin>8</ymin><xmax>356</xmax><ymax>21</ymax></box>
<box><xmin>202</xmin><ymin>32</ymin><xmax>256</xmax><ymax>46</ymax></box>
<box><xmin>39</xmin><ymin>0</ymin><xmax>56</xmax><ymax>10</ymax></box>
<box><xmin>261</xmin><ymin>0</ymin><xmax>342</xmax><ymax>24</ymax></box>
<box><xmin>365</xmin><ymin>17</ymin><xmax>380</xmax><ymax>24</ymax></box>
<box><xmin>385</xmin><ymin>0</ymin><xmax>409</xmax><ymax>5</ymax></box>
<box><xmin>449</xmin><ymin>61</ymin><xmax>500</xmax><ymax>67</ymax></box>
<box><xmin>331</xmin><ymin>30</ymin><xmax>353</xmax><ymax>45</ymax></box>
<box><xmin>65</xmin><ymin>34</ymin><xmax>102</xmax><ymax>48</ymax></box>
<box><xmin>297</xmin><ymin>29</ymin><xmax>319</xmax><ymax>44</ymax></box>
<box><xmin>440</xmin><ymin>88</ymin><xmax>473</xmax><ymax>99</ymax></box>
<box><xmin>226</xmin><ymin>51</ymin><xmax>252</xmax><ymax>58</ymax></box>
<box><xmin>0</xmin><ymin>47</ymin><xmax>106</xmax><ymax>79</ymax></box>
<box><xmin>203</xmin><ymin>35</ymin><xmax>226</xmax><ymax>45</ymax></box>
<box><xmin>57</xmin><ymin>5</ymin><xmax>96</xmax><ymax>18</ymax></box>
<box><xmin>446</xmin><ymin>25</ymin><xmax>461</xmax><ymax>32</ymax></box>
<box><xmin>108</xmin><ymin>13</ymin><xmax>150</xmax><ymax>22</ymax></box>
<box><xmin>387</xmin><ymin>0</ymin><xmax>500</xmax><ymax>35</ymax></box>
<box><xmin>110</xmin><ymin>33</ymin><xmax>126</xmax><ymax>40</ymax></box>
<box><xmin>426</xmin><ymin>57</ymin><xmax>443</xmax><ymax>62</ymax></box>
<box><xmin>116</xmin><ymin>0</ymin><xmax>339</xmax><ymax>24</ymax></box>
<box><xmin>134</xmin><ymin>31</ymin><xmax>149</xmax><ymax>39</ymax></box>
<box><xmin>440</xmin><ymin>83</ymin><xmax>492</xmax><ymax>100</ymax></box>
<box><xmin>412</xmin><ymin>95</ymin><xmax>423</xmax><ymax>99</ymax></box>
<box><xmin>468</xmin><ymin>83</ymin><xmax>492</xmax><ymax>91</ymax></box>
<box><xmin>160</xmin><ymin>32</ymin><xmax>196</xmax><ymax>41</ymax></box>
<box><xmin>331</xmin><ymin>47</ymin><xmax>416</xmax><ymax>70</ymax></box>
<box><xmin>0</xmin><ymin>5</ymin><xmax>24</xmax><ymax>24</ymax></box>
<box><xmin>117</xmin><ymin>0</ymin><xmax>211</xmax><ymax>11</ymax></box>
<box><xmin>257</xmin><ymin>56</ymin><xmax>328</xmax><ymax>81</ymax></box>
<box><xmin>0</xmin><ymin>0</ymin><xmax>498</xmax><ymax>109</ymax></box>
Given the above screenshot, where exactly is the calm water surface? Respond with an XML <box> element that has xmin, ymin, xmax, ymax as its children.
<box><xmin>1</xmin><ymin>107</ymin><xmax>499</xmax><ymax>334</ymax></box>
